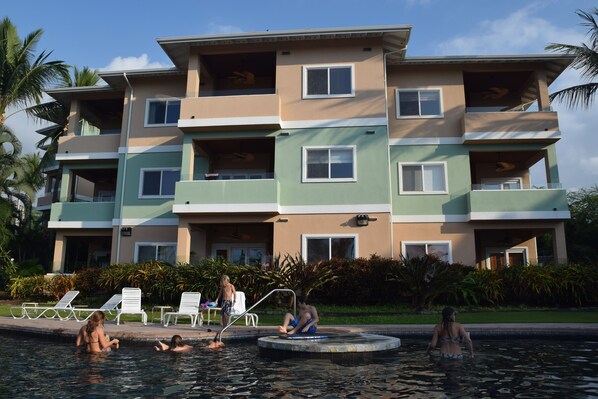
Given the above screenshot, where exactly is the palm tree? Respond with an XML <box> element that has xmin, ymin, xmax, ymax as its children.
<box><xmin>0</xmin><ymin>17</ymin><xmax>68</xmax><ymax>124</ymax></box>
<box><xmin>545</xmin><ymin>8</ymin><xmax>598</xmax><ymax>109</ymax></box>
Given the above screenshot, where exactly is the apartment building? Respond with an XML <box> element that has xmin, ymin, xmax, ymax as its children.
<box><xmin>37</xmin><ymin>25</ymin><xmax>572</xmax><ymax>273</ymax></box>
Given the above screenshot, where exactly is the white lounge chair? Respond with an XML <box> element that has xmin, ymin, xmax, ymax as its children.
<box><xmin>230</xmin><ymin>291</ymin><xmax>258</xmax><ymax>327</ymax></box>
<box><xmin>72</xmin><ymin>294</ymin><xmax>122</xmax><ymax>322</ymax></box>
<box><xmin>10</xmin><ymin>290</ymin><xmax>80</xmax><ymax>320</ymax></box>
<box><xmin>163</xmin><ymin>292</ymin><xmax>203</xmax><ymax>327</ymax></box>
<box><xmin>116</xmin><ymin>287</ymin><xmax>147</xmax><ymax>325</ymax></box>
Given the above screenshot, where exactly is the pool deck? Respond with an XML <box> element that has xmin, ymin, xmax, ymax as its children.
<box><xmin>1</xmin><ymin>316</ymin><xmax>597</xmax><ymax>345</ymax></box>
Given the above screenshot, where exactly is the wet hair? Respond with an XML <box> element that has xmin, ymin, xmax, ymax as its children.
<box><xmin>86</xmin><ymin>311</ymin><xmax>106</xmax><ymax>337</ymax></box>
<box><xmin>441</xmin><ymin>307</ymin><xmax>456</xmax><ymax>338</ymax></box>
<box><xmin>170</xmin><ymin>335</ymin><xmax>183</xmax><ymax>350</ymax></box>
<box><xmin>297</xmin><ymin>296</ymin><xmax>308</xmax><ymax>305</ymax></box>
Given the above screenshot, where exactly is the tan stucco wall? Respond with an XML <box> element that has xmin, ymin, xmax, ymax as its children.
<box><xmin>387</xmin><ymin>65</ymin><xmax>465</xmax><ymax>139</ymax></box>
<box><xmin>58</xmin><ymin>134</ymin><xmax>121</xmax><ymax>154</ymax></box>
<box><xmin>274</xmin><ymin>213</ymin><xmax>392</xmax><ymax>258</ymax></box>
<box><xmin>115</xmin><ymin>226</ymin><xmax>179</xmax><ymax>264</ymax></box>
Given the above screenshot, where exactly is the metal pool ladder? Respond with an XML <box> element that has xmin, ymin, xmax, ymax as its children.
<box><xmin>214</xmin><ymin>288</ymin><xmax>296</xmax><ymax>342</ymax></box>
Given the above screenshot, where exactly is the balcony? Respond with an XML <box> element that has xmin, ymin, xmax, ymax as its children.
<box><xmin>57</xmin><ymin>134</ymin><xmax>120</xmax><ymax>159</ymax></box>
<box><xmin>468</xmin><ymin>184</ymin><xmax>569</xmax><ymax>221</ymax></box>
<box><xmin>178</xmin><ymin>93</ymin><xmax>281</xmax><ymax>131</ymax></box>
<box><xmin>49</xmin><ymin>202</ymin><xmax>115</xmax><ymax>228</ymax></box>
<box><xmin>173</xmin><ymin>178</ymin><xmax>279</xmax><ymax>214</ymax></box>
<box><xmin>463</xmin><ymin>111</ymin><xmax>560</xmax><ymax>143</ymax></box>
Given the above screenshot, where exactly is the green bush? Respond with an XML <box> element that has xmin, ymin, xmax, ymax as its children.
<box><xmin>0</xmin><ymin>245</ymin><xmax>16</xmax><ymax>289</ymax></box>
<box><xmin>16</xmin><ymin>258</ymin><xmax>45</xmax><ymax>277</ymax></box>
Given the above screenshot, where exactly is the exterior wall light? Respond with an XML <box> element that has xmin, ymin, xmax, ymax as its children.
<box><xmin>120</xmin><ymin>227</ymin><xmax>132</xmax><ymax>237</ymax></box>
<box><xmin>356</xmin><ymin>214</ymin><xmax>370</xmax><ymax>226</ymax></box>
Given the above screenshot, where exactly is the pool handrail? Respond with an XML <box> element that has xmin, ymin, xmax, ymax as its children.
<box><xmin>215</xmin><ymin>288</ymin><xmax>296</xmax><ymax>342</ymax></box>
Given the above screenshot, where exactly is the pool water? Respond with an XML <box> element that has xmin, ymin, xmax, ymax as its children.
<box><xmin>1</xmin><ymin>336</ymin><xmax>597</xmax><ymax>398</ymax></box>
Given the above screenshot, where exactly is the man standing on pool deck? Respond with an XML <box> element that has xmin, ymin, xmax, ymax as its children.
<box><xmin>278</xmin><ymin>296</ymin><xmax>319</xmax><ymax>335</ymax></box>
<box><xmin>215</xmin><ymin>274</ymin><xmax>236</xmax><ymax>327</ymax></box>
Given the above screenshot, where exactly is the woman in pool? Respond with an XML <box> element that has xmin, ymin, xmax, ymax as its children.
<box><xmin>76</xmin><ymin>310</ymin><xmax>120</xmax><ymax>353</ymax></box>
<box><xmin>426</xmin><ymin>307</ymin><xmax>474</xmax><ymax>359</ymax></box>
<box><xmin>155</xmin><ymin>335</ymin><xmax>192</xmax><ymax>352</ymax></box>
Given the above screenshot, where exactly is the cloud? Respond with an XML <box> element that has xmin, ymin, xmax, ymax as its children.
<box><xmin>100</xmin><ymin>54</ymin><xmax>172</xmax><ymax>71</ymax></box>
<box><xmin>436</xmin><ymin>4</ymin><xmax>584</xmax><ymax>55</ymax></box>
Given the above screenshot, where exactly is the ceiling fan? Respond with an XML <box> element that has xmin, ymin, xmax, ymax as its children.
<box><xmin>228</xmin><ymin>70</ymin><xmax>255</xmax><ymax>85</ymax></box>
<box><xmin>220</xmin><ymin>152</ymin><xmax>256</xmax><ymax>162</ymax></box>
<box><xmin>219</xmin><ymin>231</ymin><xmax>251</xmax><ymax>241</ymax></box>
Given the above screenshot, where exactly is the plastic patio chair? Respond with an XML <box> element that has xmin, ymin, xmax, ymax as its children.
<box><xmin>115</xmin><ymin>287</ymin><xmax>147</xmax><ymax>325</ymax></box>
<box><xmin>9</xmin><ymin>290</ymin><xmax>80</xmax><ymax>320</ymax></box>
<box><xmin>163</xmin><ymin>292</ymin><xmax>203</xmax><ymax>327</ymax></box>
<box><xmin>72</xmin><ymin>294</ymin><xmax>123</xmax><ymax>322</ymax></box>
<box><xmin>230</xmin><ymin>291</ymin><xmax>258</xmax><ymax>327</ymax></box>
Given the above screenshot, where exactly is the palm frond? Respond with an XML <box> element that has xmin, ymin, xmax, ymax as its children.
<box><xmin>549</xmin><ymin>82</ymin><xmax>598</xmax><ymax>109</ymax></box>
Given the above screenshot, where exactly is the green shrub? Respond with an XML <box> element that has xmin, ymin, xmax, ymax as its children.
<box><xmin>0</xmin><ymin>245</ymin><xmax>16</xmax><ymax>289</ymax></box>
<box><xmin>16</xmin><ymin>258</ymin><xmax>44</xmax><ymax>277</ymax></box>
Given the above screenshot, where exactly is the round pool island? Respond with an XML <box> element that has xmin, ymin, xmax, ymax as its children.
<box><xmin>258</xmin><ymin>333</ymin><xmax>400</xmax><ymax>362</ymax></box>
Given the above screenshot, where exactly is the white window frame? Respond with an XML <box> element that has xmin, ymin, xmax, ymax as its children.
<box><xmin>402</xmin><ymin>241</ymin><xmax>453</xmax><ymax>263</ymax></box>
<box><xmin>301</xmin><ymin>234</ymin><xmax>358</xmax><ymax>262</ymax></box>
<box><xmin>398</xmin><ymin>162</ymin><xmax>448</xmax><ymax>195</ymax></box>
<box><xmin>395</xmin><ymin>88</ymin><xmax>443</xmax><ymax>118</ymax></box>
<box><xmin>480</xmin><ymin>177</ymin><xmax>523</xmax><ymax>190</ymax></box>
<box><xmin>211</xmin><ymin>243</ymin><xmax>266</xmax><ymax>264</ymax></box>
<box><xmin>134</xmin><ymin>242</ymin><xmax>177</xmax><ymax>264</ymax></box>
<box><xmin>485</xmin><ymin>247</ymin><xmax>528</xmax><ymax>269</ymax></box>
<box><xmin>302</xmin><ymin>145</ymin><xmax>357</xmax><ymax>183</ymax></box>
<box><xmin>302</xmin><ymin>64</ymin><xmax>355</xmax><ymax>99</ymax></box>
<box><xmin>138</xmin><ymin>168</ymin><xmax>180</xmax><ymax>199</ymax></box>
<box><xmin>144</xmin><ymin>98</ymin><xmax>181</xmax><ymax>127</ymax></box>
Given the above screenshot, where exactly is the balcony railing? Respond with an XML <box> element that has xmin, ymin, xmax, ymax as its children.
<box><xmin>472</xmin><ymin>183</ymin><xmax>563</xmax><ymax>191</ymax></box>
<box><xmin>462</xmin><ymin>111</ymin><xmax>559</xmax><ymax>141</ymax></box>
<box><xmin>49</xmin><ymin>202</ymin><xmax>115</xmax><ymax>223</ymax></box>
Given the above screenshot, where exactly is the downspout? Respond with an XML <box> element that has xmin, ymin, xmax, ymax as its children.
<box><xmin>383</xmin><ymin>46</ymin><xmax>407</xmax><ymax>259</ymax></box>
<box><xmin>116</xmin><ymin>73</ymin><xmax>134</xmax><ymax>263</ymax></box>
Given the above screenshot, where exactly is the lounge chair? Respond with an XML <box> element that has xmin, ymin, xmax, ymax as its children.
<box><xmin>230</xmin><ymin>291</ymin><xmax>258</xmax><ymax>327</ymax></box>
<box><xmin>115</xmin><ymin>287</ymin><xmax>147</xmax><ymax>325</ymax></box>
<box><xmin>9</xmin><ymin>290</ymin><xmax>80</xmax><ymax>320</ymax></box>
<box><xmin>163</xmin><ymin>292</ymin><xmax>203</xmax><ymax>327</ymax></box>
<box><xmin>72</xmin><ymin>294</ymin><xmax>122</xmax><ymax>322</ymax></box>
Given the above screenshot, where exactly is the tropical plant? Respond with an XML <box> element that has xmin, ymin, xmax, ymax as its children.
<box><xmin>545</xmin><ymin>8</ymin><xmax>598</xmax><ymax>108</ymax></box>
<box><xmin>566</xmin><ymin>185</ymin><xmax>598</xmax><ymax>262</ymax></box>
<box><xmin>388</xmin><ymin>255</ymin><xmax>472</xmax><ymax>311</ymax></box>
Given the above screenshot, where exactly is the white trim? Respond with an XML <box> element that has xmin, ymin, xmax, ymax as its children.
<box><xmin>56</xmin><ymin>152</ymin><xmax>119</xmax><ymax>161</ymax></box>
<box><xmin>119</xmin><ymin>145</ymin><xmax>183</xmax><ymax>154</ymax></box>
<box><xmin>178</xmin><ymin>116</ymin><xmax>281</xmax><ymax>128</ymax></box>
<box><xmin>144</xmin><ymin>98</ymin><xmax>181</xmax><ymax>127</ymax></box>
<box><xmin>401</xmin><ymin>240</ymin><xmax>453</xmax><ymax>262</ymax></box>
<box><xmin>398</xmin><ymin>162</ymin><xmax>449</xmax><ymax>195</ymax></box>
<box><xmin>463</xmin><ymin>131</ymin><xmax>561</xmax><ymax>141</ymax></box>
<box><xmin>211</xmin><ymin>243</ymin><xmax>267</xmax><ymax>264</ymax></box>
<box><xmin>396</xmin><ymin>88</ymin><xmax>444</xmax><ymax>118</ymax></box>
<box><xmin>393</xmin><ymin>214</ymin><xmax>469</xmax><ymax>223</ymax></box>
<box><xmin>34</xmin><ymin>205</ymin><xmax>52</xmax><ymax>211</ymax></box>
<box><xmin>480</xmin><ymin>177</ymin><xmax>523</xmax><ymax>190</ymax></box>
<box><xmin>281</xmin><ymin>204</ymin><xmax>390</xmax><ymax>214</ymax></box>
<box><xmin>470</xmin><ymin>211</ymin><xmax>570</xmax><ymax>220</ymax></box>
<box><xmin>281</xmin><ymin>118</ymin><xmax>386</xmax><ymax>129</ymax></box>
<box><xmin>48</xmin><ymin>221</ymin><xmax>112</xmax><ymax>229</ymax></box>
<box><xmin>302</xmin><ymin>64</ymin><xmax>355</xmax><ymax>99</ymax></box>
<box><xmin>485</xmin><ymin>247</ymin><xmax>528</xmax><ymax>269</ymax></box>
<box><xmin>138</xmin><ymin>168</ymin><xmax>180</xmax><ymax>199</ymax></box>
<box><xmin>112</xmin><ymin>218</ymin><xmax>179</xmax><ymax>226</ymax></box>
<box><xmin>134</xmin><ymin>242</ymin><xmax>177</xmax><ymax>263</ymax></box>
<box><xmin>389</xmin><ymin>137</ymin><xmax>462</xmax><ymax>146</ymax></box>
<box><xmin>173</xmin><ymin>203</ymin><xmax>279</xmax><ymax>213</ymax></box>
<box><xmin>42</xmin><ymin>165</ymin><xmax>60</xmax><ymax>173</ymax></box>
<box><xmin>302</xmin><ymin>145</ymin><xmax>357</xmax><ymax>183</ymax></box>
<box><xmin>301</xmin><ymin>234</ymin><xmax>358</xmax><ymax>262</ymax></box>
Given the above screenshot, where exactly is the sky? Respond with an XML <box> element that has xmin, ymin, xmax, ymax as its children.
<box><xmin>3</xmin><ymin>0</ymin><xmax>597</xmax><ymax>190</ymax></box>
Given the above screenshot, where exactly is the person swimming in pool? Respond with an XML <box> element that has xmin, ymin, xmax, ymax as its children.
<box><xmin>426</xmin><ymin>307</ymin><xmax>474</xmax><ymax>359</ymax></box>
<box><xmin>155</xmin><ymin>335</ymin><xmax>192</xmax><ymax>352</ymax></box>
<box><xmin>278</xmin><ymin>295</ymin><xmax>319</xmax><ymax>335</ymax></box>
<box><xmin>76</xmin><ymin>311</ymin><xmax>120</xmax><ymax>353</ymax></box>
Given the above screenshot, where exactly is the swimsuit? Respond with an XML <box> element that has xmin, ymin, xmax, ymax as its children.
<box><xmin>439</xmin><ymin>353</ymin><xmax>463</xmax><ymax>360</ymax></box>
<box><xmin>290</xmin><ymin>318</ymin><xmax>317</xmax><ymax>334</ymax></box>
<box><xmin>221</xmin><ymin>300</ymin><xmax>233</xmax><ymax>316</ymax></box>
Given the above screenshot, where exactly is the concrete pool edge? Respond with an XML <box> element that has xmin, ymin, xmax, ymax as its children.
<box><xmin>1</xmin><ymin>317</ymin><xmax>597</xmax><ymax>345</ymax></box>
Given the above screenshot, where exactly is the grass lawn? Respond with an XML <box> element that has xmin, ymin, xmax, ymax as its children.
<box><xmin>2</xmin><ymin>301</ymin><xmax>596</xmax><ymax>325</ymax></box>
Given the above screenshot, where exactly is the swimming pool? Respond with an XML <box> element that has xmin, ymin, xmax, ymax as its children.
<box><xmin>1</xmin><ymin>336</ymin><xmax>597</xmax><ymax>398</ymax></box>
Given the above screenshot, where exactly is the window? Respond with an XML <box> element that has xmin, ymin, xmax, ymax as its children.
<box><xmin>139</xmin><ymin>168</ymin><xmax>180</xmax><ymax>198</ymax></box>
<box><xmin>136</xmin><ymin>243</ymin><xmax>176</xmax><ymax>264</ymax></box>
<box><xmin>303</xmin><ymin>146</ymin><xmax>356</xmax><ymax>182</ymax></box>
<box><xmin>399</xmin><ymin>162</ymin><xmax>447</xmax><ymax>194</ymax></box>
<box><xmin>480</xmin><ymin>178</ymin><xmax>522</xmax><ymax>190</ymax></box>
<box><xmin>396</xmin><ymin>89</ymin><xmax>442</xmax><ymax>118</ymax></box>
<box><xmin>402</xmin><ymin>241</ymin><xmax>452</xmax><ymax>262</ymax></box>
<box><xmin>212</xmin><ymin>244</ymin><xmax>265</xmax><ymax>265</ymax></box>
<box><xmin>302</xmin><ymin>235</ymin><xmax>357</xmax><ymax>263</ymax></box>
<box><xmin>303</xmin><ymin>65</ymin><xmax>354</xmax><ymax>98</ymax></box>
<box><xmin>145</xmin><ymin>99</ymin><xmax>181</xmax><ymax>126</ymax></box>
<box><xmin>486</xmin><ymin>247</ymin><xmax>527</xmax><ymax>270</ymax></box>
